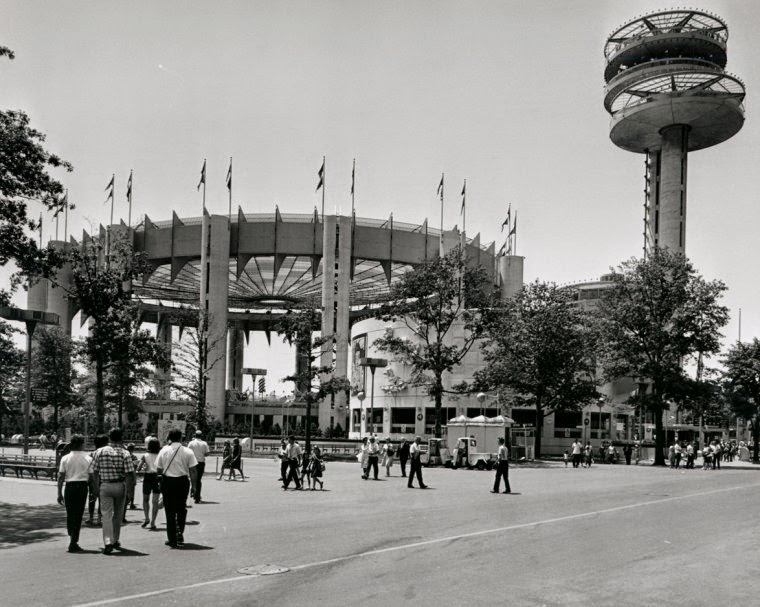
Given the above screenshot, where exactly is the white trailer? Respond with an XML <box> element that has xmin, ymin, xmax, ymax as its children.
<box><xmin>447</xmin><ymin>415</ymin><xmax>513</xmax><ymax>470</ymax></box>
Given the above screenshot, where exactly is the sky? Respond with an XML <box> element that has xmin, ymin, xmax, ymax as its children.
<box><xmin>2</xmin><ymin>0</ymin><xmax>760</xmax><ymax>391</ymax></box>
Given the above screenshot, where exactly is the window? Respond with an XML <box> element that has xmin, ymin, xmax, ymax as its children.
<box><xmin>391</xmin><ymin>408</ymin><xmax>415</xmax><ymax>434</ymax></box>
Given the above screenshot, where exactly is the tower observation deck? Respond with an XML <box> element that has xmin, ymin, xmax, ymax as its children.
<box><xmin>603</xmin><ymin>9</ymin><xmax>745</xmax><ymax>253</ymax></box>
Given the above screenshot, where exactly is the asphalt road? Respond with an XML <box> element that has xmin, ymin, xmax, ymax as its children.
<box><xmin>1</xmin><ymin>456</ymin><xmax>759</xmax><ymax>607</ymax></box>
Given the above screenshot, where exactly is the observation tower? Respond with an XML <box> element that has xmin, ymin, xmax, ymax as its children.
<box><xmin>603</xmin><ymin>9</ymin><xmax>745</xmax><ymax>253</ymax></box>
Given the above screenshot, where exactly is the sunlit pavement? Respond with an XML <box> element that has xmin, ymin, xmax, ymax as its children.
<box><xmin>2</xmin><ymin>456</ymin><xmax>759</xmax><ymax>607</ymax></box>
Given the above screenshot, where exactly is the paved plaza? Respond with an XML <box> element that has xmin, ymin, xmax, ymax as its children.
<box><xmin>1</xmin><ymin>455</ymin><xmax>759</xmax><ymax>606</ymax></box>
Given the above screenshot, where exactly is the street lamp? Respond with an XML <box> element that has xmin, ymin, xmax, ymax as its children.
<box><xmin>357</xmin><ymin>391</ymin><xmax>366</xmax><ymax>438</ymax></box>
<box><xmin>0</xmin><ymin>307</ymin><xmax>59</xmax><ymax>454</ymax></box>
<box><xmin>476</xmin><ymin>392</ymin><xmax>486</xmax><ymax>416</ymax></box>
<box><xmin>360</xmin><ymin>357</ymin><xmax>387</xmax><ymax>437</ymax></box>
<box><xmin>242</xmin><ymin>367</ymin><xmax>266</xmax><ymax>442</ymax></box>
<box><xmin>597</xmin><ymin>396</ymin><xmax>606</xmax><ymax>447</ymax></box>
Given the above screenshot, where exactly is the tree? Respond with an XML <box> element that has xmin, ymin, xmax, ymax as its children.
<box><xmin>30</xmin><ymin>327</ymin><xmax>76</xmax><ymax>431</ymax></box>
<box><xmin>0</xmin><ymin>293</ymin><xmax>24</xmax><ymax>437</ymax></box>
<box><xmin>68</xmin><ymin>234</ymin><xmax>165</xmax><ymax>432</ymax></box>
<box><xmin>373</xmin><ymin>249</ymin><xmax>499</xmax><ymax>438</ymax></box>
<box><xmin>596</xmin><ymin>250</ymin><xmax>728</xmax><ymax>466</ymax></box>
<box><xmin>474</xmin><ymin>281</ymin><xmax>599</xmax><ymax>459</ymax></box>
<box><xmin>721</xmin><ymin>339</ymin><xmax>760</xmax><ymax>462</ymax></box>
<box><xmin>274</xmin><ymin>306</ymin><xmax>349</xmax><ymax>453</ymax></box>
<box><xmin>1</xmin><ymin>48</ymin><xmax>72</xmax><ymax>291</ymax></box>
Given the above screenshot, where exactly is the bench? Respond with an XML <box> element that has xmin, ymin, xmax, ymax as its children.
<box><xmin>0</xmin><ymin>454</ymin><xmax>58</xmax><ymax>480</ymax></box>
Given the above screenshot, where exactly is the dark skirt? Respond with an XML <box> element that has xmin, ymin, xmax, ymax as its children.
<box><xmin>143</xmin><ymin>472</ymin><xmax>160</xmax><ymax>494</ymax></box>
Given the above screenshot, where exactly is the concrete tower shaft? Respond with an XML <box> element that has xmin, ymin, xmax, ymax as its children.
<box><xmin>603</xmin><ymin>9</ymin><xmax>745</xmax><ymax>254</ymax></box>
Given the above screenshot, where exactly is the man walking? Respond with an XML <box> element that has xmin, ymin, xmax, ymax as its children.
<box><xmin>282</xmin><ymin>435</ymin><xmax>302</xmax><ymax>490</ymax></box>
<box><xmin>366</xmin><ymin>436</ymin><xmax>380</xmax><ymax>480</ymax></box>
<box><xmin>407</xmin><ymin>436</ymin><xmax>428</xmax><ymax>489</ymax></box>
<box><xmin>156</xmin><ymin>428</ymin><xmax>198</xmax><ymax>548</ymax></box>
<box><xmin>571</xmin><ymin>440</ymin><xmax>582</xmax><ymax>468</ymax></box>
<box><xmin>89</xmin><ymin>428</ymin><xmax>136</xmax><ymax>555</ymax></box>
<box><xmin>491</xmin><ymin>437</ymin><xmax>511</xmax><ymax>494</ymax></box>
<box><xmin>187</xmin><ymin>430</ymin><xmax>209</xmax><ymax>503</ymax></box>
<box><xmin>398</xmin><ymin>437</ymin><xmax>410</xmax><ymax>477</ymax></box>
<box><xmin>57</xmin><ymin>434</ymin><xmax>91</xmax><ymax>553</ymax></box>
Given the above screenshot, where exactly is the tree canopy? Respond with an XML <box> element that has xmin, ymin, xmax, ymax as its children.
<box><xmin>721</xmin><ymin>339</ymin><xmax>760</xmax><ymax>462</ymax></box>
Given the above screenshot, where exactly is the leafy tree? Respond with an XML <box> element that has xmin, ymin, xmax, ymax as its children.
<box><xmin>68</xmin><ymin>234</ymin><xmax>165</xmax><ymax>432</ymax></box>
<box><xmin>30</xmin><ymin>327</ymin><xmax>77</xmax><ymax>431</ymax></box>
<box><xmin>596</xmin><ymin>250</ymin><xmax>728</xmax><ymax>466</ymax></box>
<box><xmin>474</xmin><ymin>281</ymin><xmax>599</xmax><ymax>459</ymax></box>
<box><xmin>0</xmin><ymin>298</ymin><xmax>24</xmax><ymax>437</ymax></box>
<box><xmin>373</xmin><ymin>249</ymin><xmax>498</xmax><ymax>438</ymax></box>
<box><xmin>721</xmin><ymin>339</ymin><xmax>760</xmax><ymax>462</ymax></box>
<box><xmin>1</xmin><ymin>48</ymin><xmax>73</xmax><ymax>291</ymax></box>
<box><xmin>274</xmin><ymin>306</ymin><xmax>349</xmax><ymax>453</ymax></box>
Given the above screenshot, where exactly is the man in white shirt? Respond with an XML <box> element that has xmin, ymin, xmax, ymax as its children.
<box><xmin>407</xmin><ymin>436</ymin><xmax>428</xmax><ymax>489</ymax></box>
<box><xmin>366</xmin><ymin>436</ymin><xmax>380</xmax><ymax>480</ymax></box>
<box><xmin>491</xmin><ymin>437</ymin><xmax>511</xmax><ymax>494</ymax></box>
<box><xmin>571</xmin><ymin>440</ymin><xmax>582</xmax><ymax>468</ymax></box>
<box><xmin>156</xmin><ymin>429</ymin><xmax>198</xmax><ymax>548</ymax></box>
<box><xmin>282</xmin><ymin>435</ymin><xmax>302</xmax><ymax>490</ymax></box>
<box><xmin>57</xmin><ymin>434</ymin><xmax>91</xmax><ymax>553</ymax></box>
<box><xmin>187</xmin><ymin>431</ymin><xmax>210</xmax><ymax>503</ymax></box>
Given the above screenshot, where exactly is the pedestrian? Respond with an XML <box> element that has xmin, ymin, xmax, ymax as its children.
<box><xmin>39</xmin><ymin>432</ymin><xmax>47</xmax><ymax>451</ymax></box>
<box><xmin>407</xmin><ymin>436</ymin><xmax>428</xmax><ymax>489</ymax></box>
<box><xmin>398</xmin><ymin>438</ymin><xmax>410</xmax><ymax>477</ymax></box>
<box><xmin>278</xmin><ymin>439</ymin><xmax>288</xmax><ymax>482</ymax></box>
<box><xmin>490</xmin><ymin>437</ymin><xmax>511</xmax><ymax>494</ymax></box>
<box><xmin>381</xmin><ymin>437</ymin><xmax>395</xmax><ymax>477</ymax></box>
<box><xmin>308</xmin><ymin>446</ymin><xmax>324</xmax><ymax>490</ymax></box>
<box><xmin>282</xmin><ymin>435</ymin><xmax>302</xmax><ymax>490</ymax></box>
<box><xmin>623</xmin><ymin>443</ymin><xmax>633</xmax><ymax>465</ymax></box>
<box><xmin>674</xmin><ymin>442</ymin><xmax>682</xmax><ymax>468</ymax></box>
<box><xmin>217</xmin><ymin>440</ymin><xmax>232</xmax><ymax>480</ymax></box>
<box><xmin>229</xmin><ymin>438</ymin><xmax>245</xmax><ymax>480</ymax></box>
<box><xmin>571</xmin><ymin>440</ymin><xmax>582</xmax><ymax>468</ymax></box>
<box><xmin>702</xmin><ymin>444</ymin><xmax>712</xmax><ymax>470</ymax></box>
<box><xmin>300</xmin><ymin>442</ymin><xmax>312</xmax><ymax>487</ymax></box>
<box><xmin>187</xmin><ymin>430</ymin><xmax>210</xmax><ymax>502</ymax></box>
<box><xmin>686</xmin><ymin>442</ymin><xmax>695</xmax><ymax>469</ymax></box>
<box><xmin>366</xmin><ymin>436</ymin><xmax>380</xmax><ymax>480</ymax></box>
<box><xmin>358</xmin><ymin>437</ymin><xmax>369</xmax><ymax>479</ymax></box>
<box><xmin>584</xmin><ymin>442</ymin><xmax>593</xmax><ymax>468</ymax></box>
<box><xmin>712</xmin><ymin>441</ymin><xmax>721</xmax><ymax>470</ymax></box>
<box><xmin>86</xmin><ymin>434</ymin><xmax>109</xmax><ymax>526</ymax></box>
<box><xmin>156</xmin><ymin>428</ymin><xmax>198</xmax><ymax>548</ymax></box>
<box><xmin>89</xmin><ymin>427</ymin><xmax>137</xmax><ymax>555</ymax></box>
<box><xmin>563</xmin><ymin>450</ymin><xmax>569</xmax><ymax>467</ymax></box>
<box><xmin>124</xmin><ymin>443</ymin><xmax>139</xmax><ymax>520</ymax></box>
<box><xmin>137</xmin><ymin>438</ymin><xmax>161</xmax><ymax>530</ymax></box>
<box><xmin>57</xmin><ymin>434</ymin><xmax>91</xmax><ymax>553</ymax></box>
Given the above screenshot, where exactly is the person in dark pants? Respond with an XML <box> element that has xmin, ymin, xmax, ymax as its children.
<box><xmin>188</xmin><ymin>431</ymin><xmax>209</xmax><ymax>502</ymax></box>
<box><xmin>398</xmin><ymin>438</ymin><xmax>410</xmax><ymax>478</ymax></box>
<box><xmin>278</xmin><ymin>439</ymin><xmax>288</xmax><ymax>482</ymax></box>
<box><xmin>366</xmin><ymin>436</ymin><xmax>380</xmax><ymax>480</ymax></box>
<box><xmin>491</xmin><ymin>437</ymin><xmax>511</xmax><ymax>494</ymax></box>
<box><xmin>156</xmin><ymin>428</ymin><xmax>198</xmax><ymax>548</ymax></box>
<box><xmin>86</xmin><ymin>434</ymin><xmax>109</xmax><ymax>526</ymax></box>
<box><xmin>282</xmin><ymin>435</ymin><xmax>302</xmax><ymax>490</ymax></box>
<box><xmin>229</xmin><ymin>438</ymin><xmax>245</xmax><ymax>481</ymax></box>
<box><xmin>407</xmin><ymin>436</ymin><xmax>428</xmax><ymax>489</ymax></box>
<box><xmin>57</xmin><ymin>434</ymin><xmax>91</xmax><ymax>552</ymax></box>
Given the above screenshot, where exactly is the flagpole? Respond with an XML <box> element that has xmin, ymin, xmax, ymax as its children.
<box><xmin>351</xmin><ymin>158</ymin><xmax>355</xmax><ymax>217</ymax></box>
<box><xmin>39</xmin><ymin>212</ymin><xmax>43</xmax><ymax>248</ymax></box>
<box><xmin>63</xmin><ymin>189</ymin><xmax>69</xmax><ymax>243</ymax></box>
<box><xmin>321</xmin><ymin>156</ymin><xmax>326</xmax><ymax>222</ymax></box>
<box><xmin>55</xmin><ymin>209</ymin><xmax>59</xmax><ymax>241</ymax></box>
<box><xmin>228</xmin><ymin>157</ymin><xmax>232</xmax><ymax>226</ymax></box>
<box><xmin>439</xmin><ymin>173</ymin><xmax>444</xmax><ymax>257</ymax></box>
<box><xmin>203</xmin><ymin>160</ymin><xmax>207</xmax><ymax>212</ymax></box>
<box><xmin>127</xmin><ymin>170</ymin><xmax>133</xmax><ymax>228</ymax></box>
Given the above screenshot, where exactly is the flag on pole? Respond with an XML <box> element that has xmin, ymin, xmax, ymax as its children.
<box><xmin>316</xmin><ymin>158</ymin><xmax>325</xmax><ymax>192</ymax></box>
<box><xmin>501</xmin><ymin>204</ymin><xmax>511</xmax><ymax>232</ymax></box>
<box><xmin>38</xmin><ymin>211</ymin><xmax>43</xmax><ymax>246</ymax></box>
<box><xmin>197</xmin><ymin>159</ymin><xmax>206</xmax><ymax>191</ymax></box>
<box><xmin>460</xmin><ymin>180</ymin><xmax>466</xmax><ymax>214</ymax></box>
<box><xmin>104</xmin><ymin>175</ymin><xmax>114</xmax><ymax>202</ymax></box>
<box><xmin>508</xmin><ymin>211</ymin><xmax>517</xmax><ymax>236</ymax></box>
<box><xmin>350</xmin><ymin>159</ymin><xmax>355</xmax><ymax>195</ymax></box>
<box><xmin>126</xmin><ymin>171</ymin><xmax>133</xmax><ymax>203</ymax></box>
<box><xmin>437</xmin><ymin>174</ymin><xmax>444</xmax><ymax>198</ymax></box>
<box><xmin>226</xmin><ymin>159</ymin><xmax>232</xmax><ymax>191</ymax></box>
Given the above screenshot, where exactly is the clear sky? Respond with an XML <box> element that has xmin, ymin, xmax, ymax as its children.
<box><xmin>2</xmin><ymin>0</ymin><xmax>759</xmax><ymax>389</ymax></box>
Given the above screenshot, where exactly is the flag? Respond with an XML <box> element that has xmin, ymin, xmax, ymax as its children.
<box><xmin>126</xmin><ymin>171</ymin><xmax>133</xmax><ymax>202</ymax></box>
<box><xmin>226</xmin><ymin>159</ymin><xmax>232</xmax><ymax>191</ymax></box>
<box><xmin>501</xmin><ymin>204</ymin><xmax>511</xmax><ymax>232</ymax></box>
<box><xmin>350</xmin><ymin>159</ymin><xmax>355</xmax><ymax>195</ymax></box>
<box><xmin>508</xmin><ymin>212</ymin><xmax>517</xmax><ymax>236</ymax></box>
<box><xmin>197</xmin><ymin>159</ymin><xmax>206</xmax><ymax>191</ymax></box>
<box><xmin>104</xmin><ymin>175</ymin><xmax>114</xmax><ymax>202</ymax></box>
<box><xmin>460</xmin><ymin>180</ymin><xmax>466</xmax><ymax>214</ymax></box>
<box><xmin>437</xmin><ymin>174</ymin><xmax>444</xmax><ymax>198</ymax></box>
<box><xmin>316</xmin><ymin>158</ymin><xmax>325</xmax><ymax>192</ymax></box>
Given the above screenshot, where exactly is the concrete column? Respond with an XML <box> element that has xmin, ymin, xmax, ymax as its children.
<box><xmin>45</xmin><ymin>241</ymin><xmax>75</xmax><ymax>336</ymax></box>
<box><xmin>27</xmin><ymin>277</ymin><xmax>49</xmax><ymax>313</ymax></box>
<box><xmin>657</xmin><ymin>125</ymin><xmax>689</xmax><ymax>253</ymax></box>
<box><xmin>319</xmin><ymin>215</ymin><xmax>337</xmax><ymax>431</ymax></box>
<box><xmin>199</xmin><ymin>214</ymin><xmax>230</xmax><ymax>423</ymax></box>
<box><xmin>227</xmin><ymin>328</ymin><xmax>244</xmax><ymax>394</ymax></box>
<box><xmin>499</xmin><ymin>255</ymin><xmax>524</xmax><ymax>301</ymax></box>
<box><xmin>332</xmin><ymin>215</ymin><xmax>352</xmax><ymax>427</ymax></box>
<box><xmin>155</xmin><ymin>318</ymin><xmax>172</xmax><ymax>399</ymax></box>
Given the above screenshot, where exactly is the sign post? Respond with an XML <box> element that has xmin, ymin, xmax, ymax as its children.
<box><xmin>242</xmin><ymin>368</ymin><xmax>267</xmax><ymax>442</ymax></box>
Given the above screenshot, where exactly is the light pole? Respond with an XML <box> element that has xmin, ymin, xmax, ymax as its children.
<box><xmin>0</xmin><ymin>307</ymin><xmax>59</xmax><ymax>454</ymax></box>
<box><xmin>242</xmin><ymin>368</ymin><xmax>266</xmax><ymax>442</ymax></box>
<box><xmin>476</xmin><ymin>392</ymin><xmax>486</xmax><ymax>416</ymax></box>
<box><xmin>597</xmin><ymin>396</ymin><xmax>606</xmax><ymax>448</ymax></box>
<box><xmin>360</xmin><ymin>357</ymin><xmax>387</xmax><ymax>437</ymax></box>
<box><xmin>357</xmin><ymin>391</ymin><xmax>366</xmax><ymax>438</ymax></box>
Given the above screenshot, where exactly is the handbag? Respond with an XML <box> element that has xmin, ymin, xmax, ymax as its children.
<box><xmin>320</xmin><ymin>462</ymin><xmax>326</xmax><ymax>472</ymax></box>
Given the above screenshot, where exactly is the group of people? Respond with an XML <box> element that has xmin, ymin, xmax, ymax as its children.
<box><xmin>357</xmin><ymin>435</ymin><xmax>427</xmax><ymax>488</ymax></box>
<box><xmin>278</xmin><ymin>435</ymin><xmax>325</xmax><ymax>490</ymax></box>
<box><xmin>57</xmin><ymin>427</ymin><xmax>210</xmax><ymax>554</ymax></box>
<box><xmin>669</xmin><ymin>439</ymin><xmax>738</xmax><ymax>470</ymax></box>
<box><xmin>566</xmin><ymin>440</ymin><xmax>635</xmax><ymax>468</ymax></box>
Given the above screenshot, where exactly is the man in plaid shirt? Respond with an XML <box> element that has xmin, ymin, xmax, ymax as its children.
<box><xmin>89</xmin><ymin>427</ymin><xmax>136</xmax><ymax>554</ymax></box>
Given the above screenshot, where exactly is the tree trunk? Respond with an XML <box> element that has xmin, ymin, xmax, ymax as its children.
<box><xmin>53</xmin><ymin>402</ymin><xmax>59</xmax><ymax>432</ymax></box>
<box><xmin>305</xmin><ymin>398</ymin><xmax>312</xmax><ymax>455</ymax></box>
<box><xmin>434</xmin><ymin>373</ymin><xmax>443</xmax><ymax>438</ymax></box>
<box><xmin>95</xmin><ymin>357</ymin><xmax>105</xmax><ymax>433</ymax></box>
<box><xmin>534</xmin><ymin>402</ymin><xmax>543</xmax><ymax>460</ymax></box>
<box><xmin>753</xmin><ymin>415</ymin><xmax>760</xmax><ymax>464</ymax></box>
<box><xmin>652</xmin><ymin>393</ymin><xmax>666</xmax><ymax>466</ymax></box>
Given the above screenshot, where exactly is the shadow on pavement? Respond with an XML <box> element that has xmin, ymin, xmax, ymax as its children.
<box><xmin>0</xmin><ymin>502</ymin><xmax>66</xmax><ymax>549</ymax></box>
<box><xmin>178</xmin><ymin>543</ymin><xmax>213</xmax><ymax>551</ymax></box>
<box><xmin>111</xmin><ymin>547</ymin><xmax>149</xmax><ymax>557</ymax></box>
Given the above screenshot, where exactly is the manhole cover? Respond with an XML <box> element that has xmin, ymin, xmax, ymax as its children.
<box><xmin>237</xmin><ymin>564</ymin><xmax>290</xmax><ymax>576</ymax></box>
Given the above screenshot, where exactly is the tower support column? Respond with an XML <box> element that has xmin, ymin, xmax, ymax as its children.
<box><xmin>155</xmin><ymin>316</ymin><xmax>172</xmax><ymax>400</ymax></box>
<box><xmin>332</xmin><ymin>215</ymin><xmax>352</xmax><ymax>428</ymax></box>
<box><xmin>499</xmin><ymin>255</ymin><xmax>524</xmax><ymax>301</ymax></box>
<box><xmin>199</xmin><ymin>214</ymin><xmax>230</xmax><ymax>423</ymax></box>
<box><xmin>227</xmin><ymin>329</ymin><xmax>244</xmax><ymax>394</ymax></box>
<box><xmin>319</xmin><ymin>216</ymin><xmax>337</xmax><ymax>431</ymax></box>
<box><xmin>657</xmin><ymin>125</ymin><xmax>689</xmax><ymax>253</ymax></box>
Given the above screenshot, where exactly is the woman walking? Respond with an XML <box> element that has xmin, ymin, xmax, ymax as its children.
<box><xmin>137</xmin><ymin>438</ymin><xmax>161</xmax><ymax>530</ymax></box>
<box><xmin>381</xmin><ymin>438</ymin><xmax>395</xmax><ymax>477</ymax></box>
<box><xmin>230</xmin><ymin>438</ymin><xmax>245</xmax><ymax>480</ymax></box>
<box><xmin>217</xmin><ymin>440</ymin><xmax>232</xmax><ymax>480</ymax></box>
<box><xmin>308</xmin><ymin>446</ymin><xmax>324</xmax><ymax>490</ymax></box>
